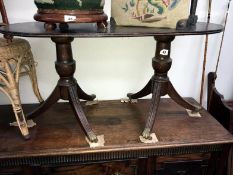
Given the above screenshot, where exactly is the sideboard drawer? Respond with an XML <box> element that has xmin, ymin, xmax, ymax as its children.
<box><xmin>155</xmin><ymin>154</ymin><xmax>210</xmax><ymax>175</ymax></box>
<box><xmin>47</xmin><ymin>161</ymin><xmax>137</xmax><ymax>175</ymax></box>
<box><xmin>156</xmin><ymin>160</ymin><xmax>208</xmax><ymax>175</ymax></box>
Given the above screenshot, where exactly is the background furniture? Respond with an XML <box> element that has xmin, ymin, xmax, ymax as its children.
<box><xmin>0</xmin><ymin>0</ymin><xmax>43</xmax><ymax>139</ymax></box>
<box><xmin>208</xmin><ymin>73</ymin><xmax>233</xmax><ymax>133</ymax></box>
<box><xmin>208</xmin><ymin>72</ymin><xmax>233</xmax><ymax>174</ymax></box>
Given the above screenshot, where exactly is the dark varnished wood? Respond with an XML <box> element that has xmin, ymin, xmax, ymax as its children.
<box><xmin>33</xmin><ymin>5</ymin><xmax>108</xmax><ymax>31</ymax></box>
<box><xmin>0</xmin><ymin>98</ymin><xmax>233</xmax><ymax>167</ymax></box>
<box><xmin>128</xmin><ymin>36</ymin><xmax>201</xmax><ymax>139</ymax></box>
<box><xmin>0</xmin><ymin>155</ymin><xmax>210</xmax><ymax>175</ymax></box>
<box><xmin>0</xmin><ymin>21</ymin><xmax>228</xmax><ymax>174</ymax></box>
<box><xmin>0</xmin><ymin>21</ymin><xmax>223</xmax><ymax>142</ymax></box>
<box><xmin>208</xmin><ymin>72</ymin><xmax>233</xmax><ymax>132</ymax></box>
<box><xmin>0</xmin><ymin>22</ymin><xmax>223</xmax><ymax>38</ymax></box>
<box><xmin>27</xmin><ymin>37</ymin><xmax>97</xmax><ymax>143</ymax></box>
<box><xmin>34</xmin><ymin>9</ymin><xmax>108</xmax><ymax>24</ymax></box>
<box><xmin>156</xmin><ymin>154</ymin><xmax>209</xmax><ymax>175</ymax></box>
<box><xmin>0</xmin><ymin>0</ymin><xmax>13</xmax><ymax>41</ymax></box>
<box><xmin>187</xmin><ymin>0</ymin><xmax>198</xmax><ymax>26</ymax></box>
<box><xmin>207</xmin><ymin>72</ymin><xmax>233</xmax><ymax>175</ymax></box>
<box><xmin>0</xmin><ymin>0</ymin><xmax>8</xmax><ymax>26</ymax></box>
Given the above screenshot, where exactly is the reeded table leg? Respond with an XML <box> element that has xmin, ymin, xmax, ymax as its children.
<box><xmin>142</xmin><ymin>81</ymin><xmax>161</xmax><ymax>139</ymax></box>
<box><xmin>68</xmin><ymin>85</ymin><xmax>98</xmax><ymax>142</ymax></box>
<box><xmin>27</xmin><ymin>37</ymin><xmax>97</xmax><ymax>143</ymax></box>
<box><xmin>128</xmin><ymin>36</ymin><xmax>202</xmax><ymax>139</ymax></box>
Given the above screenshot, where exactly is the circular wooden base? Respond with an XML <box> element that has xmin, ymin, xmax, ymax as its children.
<box><xmin>34</xmin><ymin>9</ymin><xmax>108</xmax><ymax>24</ymax></box>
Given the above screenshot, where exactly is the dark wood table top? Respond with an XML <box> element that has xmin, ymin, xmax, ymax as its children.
<box><xmin>0</xmin><ymin>98</ymin><xmax>233</xmax><ymax>167</ymax></box>
<box><xmin>0</xmin><ymin>22</ymin><xmax>223</xmax><ymax>38</ymax></box>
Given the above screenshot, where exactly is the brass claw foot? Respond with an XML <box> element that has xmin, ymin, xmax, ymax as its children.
<box><xmin>88</xmin><ymin>131</ymin><xmax>99</xmax><ymax>143</ymax></box>
<box><xmin>127</xmin><ymin>93</ymin><xmax>133</xmax><ymax>99</ymax></box>
<box><xmin>192</xmin><ymin>105</ymin><xmax>202</xmax><ymax>113</ymax></box>
<box><xmin>142</xmin><ymin>128</ymin><xmax>152</xmax><ymax>140</ymax></box>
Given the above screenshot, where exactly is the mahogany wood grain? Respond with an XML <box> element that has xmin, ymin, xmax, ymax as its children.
<box><xmin>0</xmin><ymin>98</ymin><xmax>233</xmax><ymax>167</ymax></box>
<box><xmin>0</xmin><ymin>22</ymin><xmax>223</xmax><ymax>38</ymax></box>
<box><xmin>0</xmin><ymin>22</ymin><xmax>228</xmax><ymax>174</ymax></box>
<box><xmin>207</xmin><ymin>72</ymin><xmax>233</xmax><ymax>175</ymax></box>
<box><xmin>26</xmin><ymin>37</ymin><xmax>97</xmax><ymax>143</ymax></box>
<box><xmin>128</xmin><ymin>36</ymin><xmax>201</xmax><ymax>139</ymax></box>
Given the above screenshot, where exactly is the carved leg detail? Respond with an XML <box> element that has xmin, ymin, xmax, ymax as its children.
<box><xmin>68</xmin><ymin>85</ymin><xmax>98</xmax><ymax>143</ymax></box>
<box><xmin>76</xmin><ymin>83</ymin><xmax>96</xmax><ymax>101</ymax></box>
<box><xmin>27</xmin><ymin>86</ymin><xmax>60</xmax><ymax>119</ymax></box>
<box><xmin>142</xmin><ymin>82</ymin><xmax>161</xmax><ymax>139</ymax></box>
<box><xmin>167</xmin><ymin>81</ymin><xmax>201</xmax><ymax>112</ymax></box>
<box><xmin>127</xmin><ymin>79</ymin><xmax>152</xmax><ymax>100</ymax></box>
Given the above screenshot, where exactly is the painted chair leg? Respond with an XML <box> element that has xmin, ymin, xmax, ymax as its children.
<box><xmin>19</xmin><ymin>49</ymin><xmax>44</xmax><ymax>103</ymax></box>
<box><xmin>12</xmin><ymin>104</ymin><xmax>30</xmax><ymax>140</ymax></box>
<box><xmin>11</xmin><ymin>86</ymin><xmax>29</xmax><ymax>138</ymax></box>
<box><xmin>0</xmin><ymin>61</ymin><xmax>30</xmax><ymax>139</ymax></box>
<box><xmin>0</xmin><ymin>86</ymin><xmax>30</xmax><ymax>139</ymax></box>
<box><xmin>26</xmin><ymin>60</ymin><xmax>44</xmax><ymax>103</ymax></box>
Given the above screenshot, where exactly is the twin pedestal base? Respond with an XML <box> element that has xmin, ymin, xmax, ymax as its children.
<box><xmin>27</xmin><ymin>36</ymin><xmax>201</xmax><ymax>143</ymax></box>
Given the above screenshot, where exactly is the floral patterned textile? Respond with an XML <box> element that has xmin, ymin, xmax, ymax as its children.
<box><xmin>112</xmin><ymin>0</ymin><xmax>189</xmax><ymax>28</ymax></box>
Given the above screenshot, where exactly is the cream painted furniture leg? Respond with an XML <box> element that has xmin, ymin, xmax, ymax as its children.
<box><xmin>0</xmin><ymin>38</ymin><xmax>43</xmax><ymax>139</ymax></box>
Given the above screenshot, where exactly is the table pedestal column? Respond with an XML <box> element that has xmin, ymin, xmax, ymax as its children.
<box><xmin>27</xmin><ymin>37</ymin><xmax>98</xmax><ymax>143</ymax></box>
<box><xmin>128</xmin><ymin>36</ymin><xmax>202</xmax><ymax>139</ymax></box>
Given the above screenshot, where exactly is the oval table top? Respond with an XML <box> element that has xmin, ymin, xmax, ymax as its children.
<box><xmin>0</xmin><ymin>22</ymin><xmax>223</xmax><ymax>38</ymax></box>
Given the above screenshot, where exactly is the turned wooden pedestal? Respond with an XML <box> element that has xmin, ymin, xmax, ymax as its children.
<box><xmin>128</xmin><ymin>36</ymin><xmax>201</xmax><ymax>139</ymax></box>
<box><xmin>27</xmin><ymin>37</ymin><xmax>98</xmax><ymax>142</ymax></box>
<box><xmin>0</xmin><ymin>21</ymin><xmax>224</xmax><ymax>143</ymax></box>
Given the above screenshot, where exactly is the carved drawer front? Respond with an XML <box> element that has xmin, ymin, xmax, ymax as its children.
<box><xmin>49</xmin><ymin>161</ymin><xmax>137</xmax><ymax>175</ymax></box>
<box><xmin>155</xmin><ymin>154</ymin><xmax>210</xmax><ymax>175</ymax></box>
<box><xmin>156</xmin><ymin>160</ymin><xmax>208</xmax><ymax>175</ymax></box>
<box><xmin>0</xmin><ymin>168</ymin><xmax>21</xmax><ymax>175</ymax></box>
<box><xmin>0</xmin><ymin>173</ymin><xmax>18</xmax><ymax>175</ymax></box>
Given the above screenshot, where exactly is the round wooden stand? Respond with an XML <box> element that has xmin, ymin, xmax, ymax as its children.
<box><xmin>34</xmin><ymin>9</ymin><xmax>108</xmax><ymax>30</ymax></box>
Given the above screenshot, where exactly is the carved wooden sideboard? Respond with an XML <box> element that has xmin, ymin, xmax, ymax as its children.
<box><xmin>0</xmin><ymin>99</ymin><xmax>232</xmax><ymax>175</ymax></box>
<box><xmin>0</xmin><ymin>22</ymin><xmax>232</xmax><ymax>175</ymax></box>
